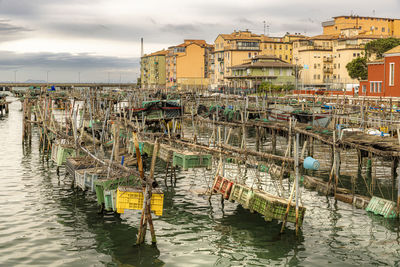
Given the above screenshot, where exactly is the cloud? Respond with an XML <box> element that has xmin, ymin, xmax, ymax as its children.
<box><xmin>0</xmin><ymin>50</ymin><xmax>139</xmax><ymax>70</ymax></box>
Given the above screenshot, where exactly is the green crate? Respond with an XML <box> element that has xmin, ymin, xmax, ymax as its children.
<box><xmin>94</xmin><ymin>175</ymin><xmax>140</xmax><ymax>206</ymax></box>
<box><xmin>56</xmin><ymin>146</ymin><xmax>76</xmax><ymax>166</ymax></box>
<box><xmin>104</xmin><ymin>189</ymin><xmax>117</xmax><ymax>212</ymax></box>
<box><xmin>142</xmin><ymin>142</ymin><xmax>154</xmax><ymax>156</ymax></box>
<box><xmin>247</xmin><ymin>190</ymin><xmax>306</xmax><ymax>226</ymax></box>
<box><xmin>172</xmin><ymin>152</ymin><xmax>212</xmax><ymax>171</ymax></box>
<box><xmin>228</xmin><ymin>184</ymin><xmax>253</xmax><ymax>209</ymax></box>
<box><xmin>146</xmin><ymin>110</ymin><xmax>163</xmax><ymax>120</ymax></box>
<box><xmin>366</xmin><ymin>196</ymin><xmax>398</xmax><ymax>219</ymax></box>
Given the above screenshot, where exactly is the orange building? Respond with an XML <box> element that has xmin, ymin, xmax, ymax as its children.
<box><xmin>165</xmin><ymin>40</ymin><xmax>213</xmax><ymax>90</ymax></box>
<box><xmin>322</xmin><ymin>15</ymin><xmax>400</xmax><ymax>36</ymax></box>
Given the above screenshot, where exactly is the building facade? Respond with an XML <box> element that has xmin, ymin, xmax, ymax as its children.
<box><xmin>165</xmin><ymin>39</ymin><xmax>213</xmax><ymax>90</ymax></box>
<box><xmin>212</xmin><ymin>30</ymin><xmax>261</xmax><ymax>88</ymax></box>
<box><xmin>140</xmin><ymin>50</ymin><xmax>167</xmax><ymax>88</ymax></box>
<box><xmin>292</xmin><ymin>29</ymin><xmax>387</xmax><ymax>86</ymax></box>
<box><xmin>322</xmin><ymin>15</ymin><xmax>400</xmax><ymax>36</ymax></box>
<box><xmin>226</xmin><ymin>55</ymin><xmax>295</xmax><ymax>89</ymax></box>
<box><xmin>359</xmin><ymin>45</ymin><xmax>400</xmax><ymax>97</ymax></box>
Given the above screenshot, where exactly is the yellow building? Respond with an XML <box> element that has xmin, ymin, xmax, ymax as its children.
<box><xmin>212</xmin><ymin>30</ymin><xmax>261</xmax><ymax>87</ymax></box>
<box><xmin>140</xmin><ymin>50</ymin><xmax>167</xmax><ymax>88</ymax></box>
<box><xmin>322</xmin><ymin>15</ymin><xmax>400</xmax><ymax>36</ymax></box>
<box><xmin>292</xmin><ymin>29</ymin><xmax>388</xmax><ymax>86</ymax></box>
<box><xmin>260</xmin><ymin>33</ymin><xmax>306</xmax><ymax>63</ymax></box>
<box><xmin>165</xmin><ymin>39</ymin><xmax>213</xmax><ymax>90</ymax></box>
<box><xmin>212</xmin><ymin>30</ymin><xmax>306</xmax><ymax>88</ymax></box>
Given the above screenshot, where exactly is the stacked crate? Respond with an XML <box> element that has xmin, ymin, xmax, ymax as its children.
<box><xmin>104</xmin><ymin>189</ymin><xmax>117</xmax><ymax>212</ymax></box>
<box><xmin>228</xmin><ymin>184</ymin><xmax>254</xmax><ymax>209</ymax></box>
<box><xmin>65</xmin><ymin>157</ymin><xmax>95</xmax><ymax>180</ymax></box>
<box><xmin>172</xmin><ymin>151</ymin><xmax>212</xmax><ymax>171</ymax></box>
<box><xmin>212</xmin><ymin>175</ymin><xmax>234</xmax><ymax>199</ymax></box>
<box><xmin>74</xmin><ymin>169</ymin><xmax>86</xmax><ymax>191</ymax></box>
<box><xmin>249</xmin><ymin>191</ymin><xmax>306</xmax><ymax>226</ymax></box>
<box><xmin>116</xmin><ymin>186</ymin><xmax>164</xmax><ymax>216</ymax></box>
<box><xmin>158</xmin><ymin>144</ymin><xmax>176</xmax><ymax>162</ymax></box>
<box><xmin>94</xmin><ymin>175</ymin><xmax>140</xmax><ymax>208</ymax></box>
<box><xmin>55</xmin><ymin>145</ymin><xmax>76</xmax><ymax>166</ymax></box>
<box><xmin>142</xmin><ymin>141</ymin><xmax>155</xmax><ymax>156</ymax></box>
<box><xmin>84</xmin><ymin>167</ymin><xmax>107</xmax><ymax>192</ymax></box>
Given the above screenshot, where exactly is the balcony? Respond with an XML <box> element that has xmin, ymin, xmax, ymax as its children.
<box><xmin>323</xmin><ymin>68</ymin><xmax>333</xmax><ymax>74</ymax></box>
<box><xmin>323</xmin><ymin>57</ymin><xmax>333</xmax><ymax>63</ymax></box>
<box><xmin>217</xmin><ymin>58</ymin><xmax>224</xmax><ymax>62</ymax></box>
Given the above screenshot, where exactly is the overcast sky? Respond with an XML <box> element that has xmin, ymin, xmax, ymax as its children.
<box><xmin>0</xmin><ymin>0</ymin><xmax>399</xmax><ymax>82</ymax></box>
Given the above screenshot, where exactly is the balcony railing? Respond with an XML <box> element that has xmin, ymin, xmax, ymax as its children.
<box><xmin>323</xmin><ymin>57</ymin><xmax>333</xmax><ymax>63</ymax></box>
<box><xmin>323</xmin><ymin>68</ymin><xmax>333</xmax><ymax>74</ymax></box>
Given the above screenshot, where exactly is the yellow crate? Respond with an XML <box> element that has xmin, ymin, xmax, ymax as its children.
<box><xmin>116</xmin><ymin>186</ymin><xmax>164</xmax><ymax>216</ymax></box>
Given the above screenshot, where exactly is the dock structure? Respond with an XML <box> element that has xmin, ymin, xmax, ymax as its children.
<box><xmin>18</xmin><ymin>87</ymin><xmax>400</xmax><ymax>244</ymax></box>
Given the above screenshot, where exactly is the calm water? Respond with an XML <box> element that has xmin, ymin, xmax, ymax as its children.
<box><xmin>1</xmin><ymin>97</ymin><xmax>400</xmax><ymax>266</ymax></box>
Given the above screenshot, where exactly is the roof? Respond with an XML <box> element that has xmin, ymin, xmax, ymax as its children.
<box><xmin>218</xmin><ymin>31</ymin><xmax>261</xmax><ymax>41</ymax></box>
<box><xmin>384</xmin><ymin>45</ymin><xmax>400</xmax><ymax>55</ymax></box>
<box><xmin>174</xmin><ymin>39</ymin><xmax>211</xmax><ymax>48</ymax></box>
<box><xmin>333</xmin><ymin>15</ymin><xmax>398</xmax><ymax>21</ymax></box>
<box><xmin>230</xmin><ymin>57</ymin><xmax>295</xmax><ymax>70</ymax></box>
<box><xmin>306</xmin><ymin>34</ymin><xmax>339</xmax><ymax>40</ymax></box>
<box><xmin>143</xmin><ymin>49</ymin><xmax>168</xmax><ymax>57</ymax></box>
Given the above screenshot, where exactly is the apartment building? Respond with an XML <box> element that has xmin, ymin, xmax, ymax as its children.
<box><xmin>227</xmin><ymin>55</ymin><xmax>295</xmax><ymax>89</ymax></box>
<box><xmin>293</xmin><ymin>28</ymin><xmax>386</xmax><ymax>86</ymax></box>
<box><xmin>140</xmin><ymin>50</ymin><xmax>167</xmax><ymax>88</ymax></box>
<box><xmin>260</xmin><ymin>33</ymin><xmax>306</xmax><ymax>63</ymax></box>
<box><xmin>212</xmin><ymin>30</ymin><xmax>261</xmax><ymax>87</ymax></box>
<box><xmin>322</xmin><ymin>15</ymin><xmax>400</xmax><ymax>36</ymax></box>
<box><xmin>165</xmin><ymin>39</ymin><xmax>213</xmax><ymax>90</ymax></box>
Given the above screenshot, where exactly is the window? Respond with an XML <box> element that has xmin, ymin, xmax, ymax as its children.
<box><xmin>338</xmin><ymin>63</ymin><xmax>340</xmax><ymax>69</ymax></box>
<box><xmin>285</xmin><ymin>55</ymin><xmax>288</xmax><ymax>60</ymax></box>
<box><xmin>313</xmin><ymin>74</ymin><xmax>316</xmax><ymax>79</ymax></box>
<box><xmin>279</xmin><ymin>55</ymin><xmax>282</xmax><ymax>59</ymax></box>
<box><xmin>378</xmin><ymin>82</ymin><xmax>382</xmax><ymax>92</ymax></box>
<box><xmin>353</xmin><ymin>53</ymin><xmax>356</xmax><ymax>57</ymax></box>
<box><xmin>317</xmin><ymin>74</ymin><xmax>320</xmax><ymax>79</ymax></box>
<box><xmin>362</xmin><ymin>84</ymin><xmax>366</xmax><ymax>93</ymax></box>
<box><xmin>248</xmin><ymin>52</ymin><xmax>251</xmax><ymax>58</ymax></box>
<box><xmin>285</xmin><ymin>45</ymin><xmax>288</xmax><ymax>50</ymax></box>
<box><xmin>314</xmin><ymin>64</ymin><xmax>317</xmax><ymax>69</ymax></box>
<box><xmin>317</xmin><ymin>63</ymin><xmax>321</xmax><ymax>68</ymax></box>
<box><xmin>390</xmin><ymin>63</ymin><xmax>395</xmax><ymax>86</ymax></box>
<box><xmin>370</xmin><ymin>82</ymin><xmax>374</xmax><ymax>93</ymax></box>
<box><xmin>334</xmin><ymin>64</ymin><xmax>337</xmax><ymax>69</ymax></box>
<box><xmin>382</xmin><ymin>27</ymin><xmax>385</xmax><ymax>32</ymax></box>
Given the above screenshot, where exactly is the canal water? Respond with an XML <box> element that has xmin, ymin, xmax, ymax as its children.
<box><xmin>1</xmin><ymin>97</ymin><xmax>400</xmax><ymax>266</ymax></box>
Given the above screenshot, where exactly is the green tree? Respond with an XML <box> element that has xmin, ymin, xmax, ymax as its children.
<box><xmin>346</xmin><ymin>57</ymin><xmax>368</xmax><ymax>80</ymax></box>
<box><xmin>365</xmin><ymin>38</ymin><xmax>400</xmax><ymax>59</ymax></box>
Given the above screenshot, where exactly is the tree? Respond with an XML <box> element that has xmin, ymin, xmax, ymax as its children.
<box><xmin>346</xmin><ymin>57</ymin><xmax>367</xmax><ymax>80</ymax></box>
<box><xmin>365</xmin><ymin>38</ymin><xmax>400</xmax><ymax>59</ymax></box>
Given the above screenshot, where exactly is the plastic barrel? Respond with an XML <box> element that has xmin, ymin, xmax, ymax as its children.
<box><xmin>303</xmin><ymin>157</ymin><xmax>320</xmax><ymax>170</ymax></box>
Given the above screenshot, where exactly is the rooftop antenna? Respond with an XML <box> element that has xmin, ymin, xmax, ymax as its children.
<box><xmin>373</xmin><ymin>10</ymin><xmax>376</xmax><ymax>16</ymax></box>
<box><xmin>141</xmin><ymin>38</ymin><xmax>144</xmax><ymax>57</ymax></box>
<box><xmin>263</xmin><ymin>20</ymin><xmax>266</xmax><ymax>35</ymax></box>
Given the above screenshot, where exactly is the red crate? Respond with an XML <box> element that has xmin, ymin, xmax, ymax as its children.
<box><xmin>220</xmin><ymin>179</ymin><xmax>234</xmax><ymax>199</ymax></box>
<box><xmin>212</xmin><ymin>175</ymin><xmax>223</xmax><ymax>192</ymax></box>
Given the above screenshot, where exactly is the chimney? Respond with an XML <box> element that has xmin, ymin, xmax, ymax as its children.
<box><xmin>141</xmin><ymin>38</ymin><xmax>144</xmax><ymax>57</ymax></box>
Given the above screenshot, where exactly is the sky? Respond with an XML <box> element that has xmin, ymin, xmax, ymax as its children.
<box><xmin>0</xmin><ymin>0</ymin><xmax>399</xmax><ymax>82</ymax></box>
